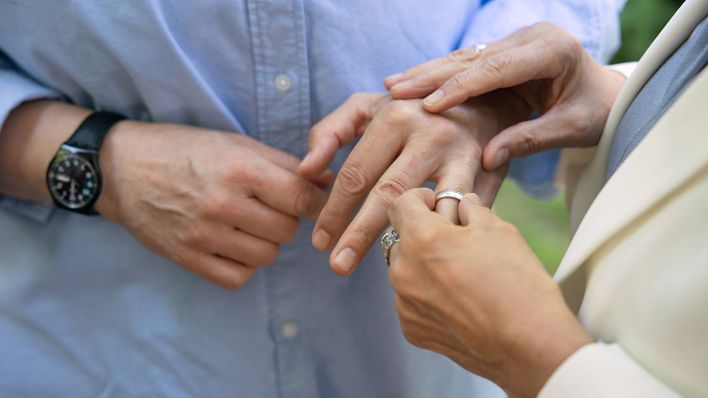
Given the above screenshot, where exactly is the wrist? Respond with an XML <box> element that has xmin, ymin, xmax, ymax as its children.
<box><xmin>94</xmin><ymin>119</ymin><xmax>141</xmax><ymax>221</ymax></box>
<box><xmin>0</xmin><ymin>101</ymin><xmax>91</xmax><ymax>203</ymax></box>
<box><xmin>498</xmin><ymin>293</ymin><xmax>593</xmax><ymax>397</ymax></box>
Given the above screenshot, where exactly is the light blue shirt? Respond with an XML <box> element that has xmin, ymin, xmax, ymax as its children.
<box><xmin>0</xmin><ymin>1</ymin><xmax>621</xmax><ymax>397</ymax></box>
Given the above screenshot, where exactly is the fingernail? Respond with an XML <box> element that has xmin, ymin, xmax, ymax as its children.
<box><xmin>301</xmin><ymin>151</ymin><xmax>313</xmax><ymax>166</ymax></box>
<box><xmin>312</xmin><ymin>228</ymin><xmax>331</xmax><ymax>251</ymax></box>
<box><xmin>489</xmin><ymin>148</ymin><xmax>509</xmax><ymax>170</ymax></box>
<box><xmin>333</xmin><ymin>247</ymin><xmax>357</xmax><ymax>274</ymax></box>
<box><xmin>385</xmin><ymin>73</ymin><xmax>403</xmax><ymax>84</ymax></box>
<box><xmin>423</xmin><ymin>90</ymin><xmax>444</xmax><ymax>106</ymax></box>
<box><xmin>391</xmin><ymin>80</ymin><xmax>412</xmax><ymax>92</ymax></box>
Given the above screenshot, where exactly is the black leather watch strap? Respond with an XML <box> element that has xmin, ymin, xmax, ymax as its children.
<box><xmin>65</xmin><ymin>111</ymin><xmax>126</xmax><ymax>150</ymax></box>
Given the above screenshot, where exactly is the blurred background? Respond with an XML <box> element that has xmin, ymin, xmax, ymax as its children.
<box><xmin>495</xmin><ymin>0</ymin><xmax>684</xmax><ymax>273</ymax></box>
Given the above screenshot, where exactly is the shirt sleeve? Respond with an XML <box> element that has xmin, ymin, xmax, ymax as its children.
<box><xmin>538</xmin><ymin>343</ymin><xmax>681</xmax><ymax>397</ymax></box>
<box><xmin>0</xmin><ymin>50</ymin><xmax>60</xmax><ymax>223</ymax></box>
<box><xmin>461</xmin><ymin>0</ymin><xmax>626</xmax><ymax>198</ymax></box>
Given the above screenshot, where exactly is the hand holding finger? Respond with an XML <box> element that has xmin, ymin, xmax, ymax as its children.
<box><xmin>388</xmin><ymin>188</ymin><xmax>437</xmax><ymax>231</ymax></box>
<box><xmin>458</xmin><ymin>193</ymin><xmax>487</xmax><ymax>227</ymax></box>
<box><xmin>252</xmin><ymin>157</ymin><xmax>329</xmax><ymax>219</ymax></box>
<box><xmin>433</xmin><ymin>154</ymin><xmax>481</xmax><ymax>224</ymax></box>
<box><xmin>327</xmin><ymin>148</ymin><xmax>434</xmax><ymax>274</ymax></box>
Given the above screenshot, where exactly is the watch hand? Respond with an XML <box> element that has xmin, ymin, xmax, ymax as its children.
<box><xmin>56</xmin><ymin>174</ymin><xmax>71</xmax><ymax>183</ymax></box>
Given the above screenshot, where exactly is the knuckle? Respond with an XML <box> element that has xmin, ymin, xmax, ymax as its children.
<box><xmin>531</xmin><ymin>21</ymin><xmax>559</xmax><ymax>32</ymax></box>
<box><xmin>279</xmin><ymin>218</ymin><xmax>300</xmax><ymax>243</ymax></box>
<box><xmin>394</xmin><ymin>296</ymin><xmax>407</xmax><ymax>314</ymax></box>
<box><xmin>224</xmin><ymin>152</ymin><xmax>253</xmax><ymax>181</ymax></box>
<box><xmin>221</xmin><ymin>268</ymin><xmax>254</xmax><ymax>290</ymax></box>
<box><xmin>350</xmin><ymin>92</ymin><xmax>371</xmax><ymax>104</ymax></box>
<box><xmin>541</xmin><ymin>32</ymin><xmax>583</xmax><ymax>65</ymax></box>
<box><xmin>518</xmin><ymin>129</ymin><xmax>543</xmax><ymax>155</ymax></box>
<box><xmin>566</xmin><ymin>109</ymin><xmax>593</xmax><ymax>136</ymax></box>
<box><xmin>426</xmin><ymin>121</ymin><xmax>462</xmax><ymax>147</ymax></box>
<box><xmin>381</xmin><ymin>100</ymin><xmax>418</xmax><ymax>126</ymax></box>
<box><xmin>345</xmin><ymin>223</ymin><xmax>376</xmax><ymax>253</ymax></box>
<box><xmin>409</xmin><ymin>228</ymin><xmax>438</xmax><ymax>249</ymax></box>
<box><xmin>257</xmin><ymin>244</ymin><xmax>281</xmax><ymax>266</ymax></box>
<box><xmin>449</xmin><ymin>70</ymin><xmax>473</xmax><ymax>90</ymax></box>
<box><xmin>480</xmin><ymin>54</ymin><xmax>509</xmax><ymax>79</ymax></box>
<box><xmin>337</xmin><ymin>163</ymin><xmax>369</xmax><ymax>196</ymax></box>
<box><xmin>558</xmin><ymin>31</ymin><xmax>583</xmax><ymax>53</ymax></box>
<box><xmin>292</xmin><ymin>182</ymin><xmax>317</xmax><ymax>215</ymax></box>
<box><xmin>202</xmin><ymin>194</ymin><xmax>230</xmax><ymax>218</ymax></box>
<box><xmin>400</xmin><ymin>323</ymin><xmax>423</xmax><ymax>348</ymax></box>
<box><xmin>448</xmin><ymin>47</ymin><xmax>478</xmax><ymax>67</ymax></box>
<box><xmin>388</xmin><ymin>265</ymin><xmax>410</xmax><ymax>294</ymax></box>
<box><xmin>373</xmin><ymin>176</ymin><xmax>409</xmax><ymax>209</ymax></box>
<box><xmin>172</xmin><ymin>246</ymin><xmax>193</xmax><ymax>268</ymax></box>
<box><xmin>183</xmin><ymin>223</ymin><xmax>208</xmax><ymax>246</ymax></box>
<box><xmin>497</xmin><ymin>219</ymin><xmax>520</xmax><ymax>235</ymax></box>
<box><xmin>391</xmin><ymin>192</ymin><xmax>408</xmax><ymax>209</ymax></box>
<box><xmin>309</xmin><ymin>123</ymin><xmax>327</xmax><ymax>141</ymax></box>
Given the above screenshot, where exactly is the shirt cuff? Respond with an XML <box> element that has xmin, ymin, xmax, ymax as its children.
<box><xmin>0</xmin><ymin>68</ymin><xmax>59</xmax><ymax>131</ymax></box>
<box><xmin>507</xmin><ymin>150</ymin><xmax>560</xmax><ymax>200</ymax></box>
<box><xmin>607</xmin><ymin>62</ymin><xmax>639</xmax><ymax>79</ymax></box>
<box><xmin>538</xmin><ymin>343</ymin><xmax>680</xmax><ymax>397</ymax></box>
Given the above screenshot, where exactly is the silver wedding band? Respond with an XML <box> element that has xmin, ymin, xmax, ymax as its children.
<box><xmin>380</xmin><ymin>225</ymin><xmax>400</xmax><ymax>267</ymax></box>
<box><xmin>435</xmin><ymin>189</ymin><xmax>465</xmax><ymax>203</ymax></box>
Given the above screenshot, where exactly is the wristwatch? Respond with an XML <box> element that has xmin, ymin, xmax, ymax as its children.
<box><xmin>46</xmin><ymin>111</ymin><xmax>126</xmax><ymax>215</ymax></box>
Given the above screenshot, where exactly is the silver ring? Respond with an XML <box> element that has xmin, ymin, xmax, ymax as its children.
<box><xmin>472</xmin><ymin>43</ymin><xmax>487</xmax><ymax>54</ymax></box>
<box><xmin>380</xmin><ymin>225</ymin><xmax>400</xmax><ymax>267</ymax></box>
<box><xmin>435</xmin><ymin>189</ymin><xmax>465</xmax><ymax>203</ymax></box>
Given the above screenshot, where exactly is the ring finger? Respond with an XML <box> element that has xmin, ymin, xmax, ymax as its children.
<box><xmin>433</xmin><ymin>154</ymin><xmax>480</xmax><ymax>224</ymax></box>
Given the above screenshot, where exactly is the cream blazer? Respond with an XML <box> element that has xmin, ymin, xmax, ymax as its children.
<box><xmin>539</xmin><ymin>0</ymin><xmax>708</xmax><ymax>396</ymax></box>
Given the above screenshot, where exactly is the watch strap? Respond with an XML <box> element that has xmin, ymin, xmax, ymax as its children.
<box><xmin>65</xmin><ymin>111</ymin><xmax>126</xmax><ymax>150</ymax></box>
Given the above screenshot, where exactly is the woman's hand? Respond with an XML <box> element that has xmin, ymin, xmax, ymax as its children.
<box><xmin>385</xmin><ymin>22</ymin><xmax>626</xmax><ymax>171</ymax></box>
<box><xmin>387</xmin><ymin>188</ymin><xmax>592</xmax><ymax>397</ymax></box>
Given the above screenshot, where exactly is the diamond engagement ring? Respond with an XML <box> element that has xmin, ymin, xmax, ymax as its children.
<box><xmin>380</xmin><ymin>226</ymin><xmax>400</xmax><ymax>267</ymax></box>
<box><xmin>435</xmin><ymin>189</ymin><xmax>465</xmax><ymax>203</ymax></box>
<box><xmin>472</xmin><ymin>43</ymin><xmax>487</xmax><ymax>54</ymax></box>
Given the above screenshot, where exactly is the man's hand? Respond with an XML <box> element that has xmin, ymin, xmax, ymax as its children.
<box><xmin>386</xmin><ymin>22</ymin><xmax>626</xmax><ymax>171</ymax></box>
<box><xmin>96</xmin><ymin>121</ymin><xmax>331</xmax><ymax>289</ymax></box>
<box><xmin>298</xmin><ymin>92</ymin><xmax>527</xmax><ymax>275</ymax></box>
<box><xmin>387</xmin><ymin>189</ymin><xmax>592</xmax><ymax>397</ymax></box>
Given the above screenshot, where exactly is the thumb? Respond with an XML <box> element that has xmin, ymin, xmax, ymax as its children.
<box><xmin>458</xmin><ymin>193</ymin><xmax>486</xmax><ymax>227</ymax></box>
<box><xmin>298</xmin><ymin>93</ymin><xmax>383</xmax><ymax>180</ymax></box>
<box><xmin>482</xmin><ymin>111</ymin><xmax>576</xmax><ymax>171</ymax></box>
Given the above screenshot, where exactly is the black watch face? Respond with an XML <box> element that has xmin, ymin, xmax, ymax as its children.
<box><xmin>47</xmin><ymin>153</ymin><xmax>99</xmax><ymax>209</ymax></box>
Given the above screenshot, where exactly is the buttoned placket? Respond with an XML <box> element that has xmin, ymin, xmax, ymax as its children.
<box><xmin>246</xmin><ymin>1</ymin><xmax>315</xmax><ymax>397</ymax></box>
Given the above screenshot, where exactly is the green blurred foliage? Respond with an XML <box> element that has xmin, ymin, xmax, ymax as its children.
<box><xmin>494</xmin><ymin>182</ymin><xmax>570</xmax><ymax>273</ymax></box>
<box><xmin>496</xmin><ymin>0</ymin><xmax>681</xmax><ymax>273</ymax></box>
<box><xmin>612</xmin><ymin>0</ymin><xmax>684</xmax><ymax>63</ymax></box>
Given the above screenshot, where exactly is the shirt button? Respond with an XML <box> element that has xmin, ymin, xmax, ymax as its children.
<box><xmin>280</xmin><ymin>322</ymin><xmax>299</xmax><ymax>339</ymax></box>
<box><xmin>274</xmin><ymin>73</ymin><xmax>292</xmax><ymax>92</ymax></box>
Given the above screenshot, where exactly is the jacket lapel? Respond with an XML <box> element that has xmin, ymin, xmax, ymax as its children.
<box><xmin>568</xmin><ymin>0</ymin><xmax>708</xmax><ymax>232</ymax></box>
<box><xmin>556</xmin><ymin>67</ymin><xmax>708</xmax><ymax>310</ymax></box>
